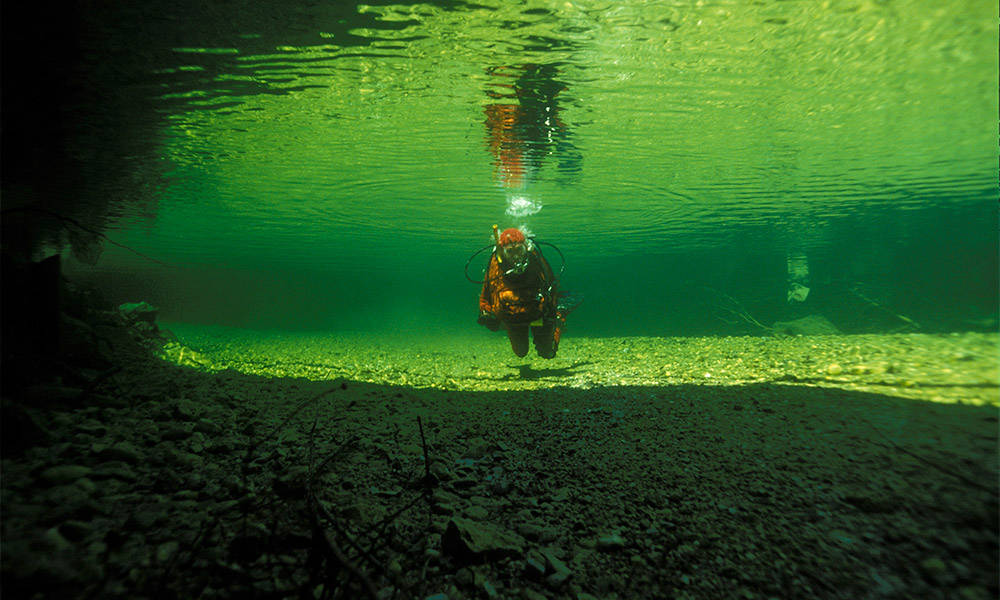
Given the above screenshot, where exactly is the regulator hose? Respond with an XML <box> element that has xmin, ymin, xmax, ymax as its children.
<box><xmin>464</xmin><ymin>239</ymin><xmax>566</xmax><ymax>285</ymax></box>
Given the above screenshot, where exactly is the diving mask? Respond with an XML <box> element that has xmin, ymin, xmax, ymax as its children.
<box><xmin>500</xmin><ymin>240</ymin><xmax>531</xmax><ymax>275</ymax></box>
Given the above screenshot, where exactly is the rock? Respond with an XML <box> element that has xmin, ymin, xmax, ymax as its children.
<box><xmin>77</xmin><ymin>419</ymin><xmax>108</xmax><ymax>437</ymax></box>
<box><xmin>23</xmin><ymin>384</ymin><xmax>84</xmax><ymax>408</ymax></box>
<box><xmin>156</xmin><ymin>540</ymin><xmax>180</xmax><ymax>564</ymax></box>
<box><xmin>958</xmin><ymin>585</ymin><xmax>991</xmax><ymax>600</ymax></box>
<box><xmin>2</xmin><ymin>401</ymin><xmax>53</xmax><ymax>454</ymax></box>
<box><xmin>597</xmin><ymin>534</ymin><xmax>626</xmax><ymax>551</ymax></box>
<box><xmin>826</xmin><ymin>363</ymin><xmax>843</xmax><ymax>376</ymax></box>
<box><xmin>126</xmin><ymin>506</ymin><xmax>168</xmax><ymax>531</ymax></box>
<box><xmin>193</xmin><ymin>418</ymin><xmax>222</xmax><ymax>435</ymax></box>
<box><xmin>42</xmin><ymin>485</ymin><xmax>100</xmax><ymax>520</ymax></box>
<box><xmin>919</xmin><ymin>557</ymin><xmax>949</xmax><ymax>584</ymax></box>
<box><xmin>843</xmin><ymin>492</ymin><xmax>895</xmax><ymax>514</ymax></box>
<box><xmin>59</xmin><ymin>520</ymin><xmax>95</xmax><ymax>542</ymax></box>
<box><xmin>172</xmin><ymin>402</ymin><xmax>197</xmax><ymax>421</ymax></box>
<box><xmin>546</xmin><ymin>569</ymin><xmax>572</xmax><ymax>589</ymax></box>
<box><xmin>540</xmin><ymin>548</ymin><xmax>571</xmax><ymax>577</ymax></box>
<box><xmin>430</xmin><ymin>461</ymin><xmax>453</xmax><ymax>481</ymax></box>
<box><xmin>90</xmin><ymin>393</ymin><xmax>129</xmax><ymax>409</ymax></box>
<box><xmin>451</xmin><ymin>477</ymin><xmax>478</xmax><ymax>490</ymax></box>
<box><xmin>465</xmin><ymin>506</ymin><xmax>489</xmax><ymax>520</ymax></box>
<box><xmin>480</xmin><ymin>578</ymin><xmax>499</xmax><ymax>599</ymax></box>
<box><xmin>160</xmin><ymin>424</ymin><xmax>192</xmax><ymax>441</ymax></box>
<box><xmin>118</xmin><ymin>301</ymin><xmax>158</xmax><ymax>324</ymax></box>
<box><xmin>274</xmin><ymin>466</ymin><xmax>309</xmax><ymax>499</ymax></box>
<box><xmin>92</xmin><ymin>462</ymin><xmax>137</xmax><ymax>482</ymax></box>
<box><xmin>517</xmin><ymin>522</ymin><xmax>557</xmax><ymax>542</ymax></box>
<box><xmin>39</xmin><ymin>465</ymin><xmax>93</xmax><ymax>486</ymax></box>
<box><xmin>773</xmin><ymin>314</ymin><xmax>840</xmax><ymax>336</ymax></box>
<box><xmin>441</xmin><ymin>517</ymin><xmax>525</xmax><ymax>563</ymax></box>
<box><xmin>462</xmin><ymin>437</ymin><xmax>493</xmax><ymax>459</ymax></box>
<box><xmin>74</xmin><ymin>478</ymin><xmax>97</xmax><ymax>495</ymax></box>
<box><xmin>97</xmin><ymin>442</ymin><xmax>142</xmax><ymax>465</ymax></box>
<box><xmin>524</xmin><ymin>551</ymin><xmax>547</xmax><ymax>579</ymax></box>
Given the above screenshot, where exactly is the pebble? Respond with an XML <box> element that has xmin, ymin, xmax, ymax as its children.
<box><xmin>98</xmin><ymin>442</ymin><xmax>142</xmax><ymax>465</ymax></box>
<box><xmin>465</xmin><ymin>506</ymin><xmax>489</xmax><ymax>520</ymax></box>
<box><xmin>597</xmin><ymin>533</ymin><xmax>626</xmax><ymax>551</ymax></box>
<box><xmin>39</xmin><ymin>465</ymin><xmax>92</xmax><ymax>486</ymax></box>
<box><xmin>524</xmin><ymin>551</ymin><xmax>547</xmax><ymax>579</ymax></box>
<box><xmin>919</xmin><ymin>557</ymin><xmax>949</xmax><ymax>583</ymax></box>
<box><xmin>159</xmin><ymin>424</ymin><xmax>192</xmax><ymax>441</ymax></box>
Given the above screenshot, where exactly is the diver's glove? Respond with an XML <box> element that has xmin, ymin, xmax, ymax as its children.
<box><xmin>477</xmin><ymin>311</ymin><xmax>501</xmax><ymax>331</ymax></box>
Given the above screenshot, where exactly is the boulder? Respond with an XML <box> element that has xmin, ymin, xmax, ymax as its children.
<box><xmin>118</xmin><ymin>302</ymin><xmax>158</xmax><ymax>324</ymax></box>
<box><xmin>772</xmin><ymin>314</ymin><xmax>840</xmax><ymax>336</ymax></box>
<box><xmin>441</xmin><ymin>517</ymin><xmax>524</xmax><ymax>563</ymax></box>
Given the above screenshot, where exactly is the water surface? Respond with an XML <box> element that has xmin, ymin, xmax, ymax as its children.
<box><xmin>42</xmin><ymin>0</ymin><xmax>998</xmax><ymax>336</ymax></box>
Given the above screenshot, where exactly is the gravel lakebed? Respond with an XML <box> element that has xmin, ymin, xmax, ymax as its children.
<box><xmin>2</xmin><ymin>320</ymin><xmax>997</xmax><ymax>599</ymax></box>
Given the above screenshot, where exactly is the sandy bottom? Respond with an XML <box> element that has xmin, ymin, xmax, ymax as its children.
<box><xmin>3</xmin><ymin>324</ymin><xmax>997</xmax><ymax>599</ymax></box>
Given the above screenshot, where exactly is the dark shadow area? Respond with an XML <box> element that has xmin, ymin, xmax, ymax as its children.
<box><xmin>511</xmin><ymin>361</ymin><xmax>594</xmax><ymax>380</ymax></box>
<box><xmin>0</xmin><ymin>0</ymin><xmax>489</xmax><ymax>378</ymax></box>
<box><xmin>1</xmin><ymin>310</ymin><xmax>996</xmax><ymax>599</ymax></box>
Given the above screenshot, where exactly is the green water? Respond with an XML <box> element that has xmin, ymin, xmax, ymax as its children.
<box><xmin>8</xmin><ymin>0</ymin><xmax>997</xmax><ymax>337</ymax></box>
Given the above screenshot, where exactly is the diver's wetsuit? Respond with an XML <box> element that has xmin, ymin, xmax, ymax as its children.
<box><xmin>479</xmin><ymin>246</ymin><xmax>562</xmax><ymax>358</ymax></box>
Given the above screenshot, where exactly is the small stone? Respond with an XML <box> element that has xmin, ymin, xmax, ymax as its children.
<box><xmin>59</xmin><ymin>520</ymin><xmax>95</xmax><ymax>542</ymax></box>
<box><xmin>98</xmin><ymin>442</ymin><xmax>142</xmax><ymax>464</ymax></box>
<box><xmin>90</xmin><ymin>394</ymin><xmax>129</xmax><ymax>409</ymax></box>
<box><xmin>546</xmin><ymin>570</ymin><xmax>571</xmax><ymax>589</ymax></box>
<box><xmin>524</xmin><ymin>551</ymin><xmax>547</xmax><ymax>579</ymax></box>
<box><xmin>43</xmin><ymin>485</ymin><xmax>99</xmax><ymax>520</ymax></box>
<box><xmin>77</xmin><ymin>420</ymin><xmax>108</xmax><ymax>437</ymax></box>
<box><xmin>481</xmin><ymin>578</ymin><xmax>499</xmax><ymax>599</ymax></box>
<box><xmin>958</xmin><ymin>585</ymin><xmax>991</xmax><ymax>600</ymax></box>
<box><xmin>387</xmin><ymin>559</ymin><xmax>403</xmax><ymax>578</ymax></box>
<box><xmin>918</xmin><ymin>557</ymin><xmax>948</xmax><ymax>583</ymax></box>
<box><xmin>160</xmin><ymin>425</ymin><xmax>192</xmax><ymax>441</ymax></box>
<box><xmin>540</xmin><ymin>548</ymin><xmax>571</xmax><ymax>579</ymax></box>
<box><xmin>463</xmin><ymin>437</ymin><xmax>492</xmax><ymax>459</ymax></box>
<box><xmin>465</xmin><ymin>506</ymin><xmax>489</xmax><ymax>520</ymax></box>
<box><xmin>430</xmin><ymin>461</ymin><xmax>453</xmax><ymax>481</ymax></box>
<box><xmin>119</xmin><ymin>301</ymin><xmax>158</xmax><ymax>323</ymax></box>
<box><xmin>193</xmin><ymin>418</ymin><xmax>222</xmax><ymax>435</ymax></box>
<box><xmin>826</xmin><ymin>363</ymin><xmax>843</xmax><ymax>376</ymax></box>
<box><xmin>441</xmin><ymin>517</ymin><xmax>525</xmax><ymax>562</ymax></box>
<box><xmin>74</xmin><ymin>478</ymin><xmax>97</xmax><ymax>495</ymax></box>
<box><xmin>39</xmin><ymin>465</ymin><xmax>92</xmax><ymax>486</ymax></box>
<box><xmin>597</xmin><ymin>534</ymin><xmax>626</xmax><ymax>551</ymax></box>
<box><xmin>157</xmin><ymin>540</ymin><xmax>180</xmax><ymax>563</ymax></box>
<box><xmin>127</xmin><ymin>506</ymin><xmax>167</xmax><ymax>530</ymax></box>
<box><xmin>92</xmin><ymin>463</ymin><xmax>137</xmax><ymax>482</ymax></box>
<box><xmin>44</xmin><ymin>527</ymin><xmax>73</xmax><ymax>553</ymax></box>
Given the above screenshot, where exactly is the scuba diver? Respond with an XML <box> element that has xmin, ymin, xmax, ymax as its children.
<box><xmin>475</xmin><ymin>225</ymin><xmax>566</xmax><ymax>359</ymax></box>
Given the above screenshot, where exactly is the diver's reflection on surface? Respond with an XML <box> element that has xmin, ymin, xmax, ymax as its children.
<box><xmin>483</xmin><ymin>63</ymin><xmax>581</xmax><ymax>192</ymax></box>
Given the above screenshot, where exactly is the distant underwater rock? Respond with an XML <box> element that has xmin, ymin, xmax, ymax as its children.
<box><xmin>772</xmin><ymin>314</ymin><xmax>840</xmax><ymax>336</ymax></box>
<box><xmin>118</xmin><ymin>301</ymin><xmax>158</xmax><ymax>324</ymax></box>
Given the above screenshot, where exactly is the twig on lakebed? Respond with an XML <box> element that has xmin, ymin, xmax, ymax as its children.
<box><xmin>307</xmin><ymin>492</ymin><xmax>379</xmax><ymax>600</ymax></box>
<box><xmin>863</xmin><ymin>419</ymin><xmax>996</xmax><ymax>495</ymax></box>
